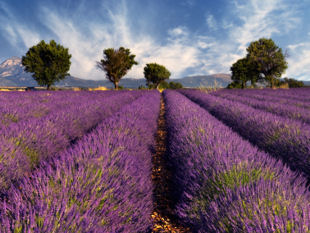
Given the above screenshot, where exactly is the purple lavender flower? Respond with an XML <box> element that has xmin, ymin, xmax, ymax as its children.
<box><xmin>164</xmin><ymin>90</ymin><xmax>310</xmax><ymax>232</ymax></box>
<box><xmin>0</xmin><ymin>90</ymin><xmax>160</xmax><ymax>232</ymax></box>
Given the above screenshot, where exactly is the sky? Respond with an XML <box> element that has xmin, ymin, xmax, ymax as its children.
<box><xmin>0</xmin><ymin>0</ymin><xmax>310</xmax><ymax>81</ymax></box>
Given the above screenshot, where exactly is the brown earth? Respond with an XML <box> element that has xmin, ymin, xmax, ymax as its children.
<box><xmin>151</xmin><ymin>95</ymin><xmax>191</xmax><ymax>233</ymax></box>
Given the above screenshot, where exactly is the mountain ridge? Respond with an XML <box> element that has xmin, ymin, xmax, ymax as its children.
<box><xmin>0</xmin><ymin>57</ymin><xmax>230</xmax><ymax>88</ymax></box>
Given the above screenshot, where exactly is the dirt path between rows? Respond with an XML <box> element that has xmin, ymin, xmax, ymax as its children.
<box><xmin>151</xmin><ymin>95</ymin><xmax>191</xmax><ymax>233</ymax></box>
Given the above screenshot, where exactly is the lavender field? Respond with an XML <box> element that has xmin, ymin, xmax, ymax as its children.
<box><xmin>0</xmin><ymin>89</ymin><xmax>310</xmax><ymax>232</ymax></box>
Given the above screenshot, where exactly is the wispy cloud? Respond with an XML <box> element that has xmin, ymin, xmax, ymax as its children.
<box><xmin>206</xmin><ymin>14</ymin><xmax>217</xmax><ymax>31</ymax></box>
<box><xmin>37</xmin><ymin>2</ymin><xmax>210</xmax><ymax>79</ymax></box>
<box><xmin>0</xmin><ymin>0</ymin><xmax>308</xmax><ymax>80</ymax></box>
<box><xmin>197</xmin><ymin>0</ymin><xmax>302</xmax><ymax>77</ymax></box>
<box><xmin>230</xmin><ymin>0</ymin><xmax>299</xmax><ymax>52</ymax></box>
<box><xmin>0</xmin><ymin>0</ymin><xmax>211</xmax><ymax>79</ymax></box>
<box><xmin>286</xmin><ymin>42</ymin><xmax>310</xmax><ymax>80</ymax></box>
<box><xmin>181</xmin><ymin>0</ymin><xmax>195</xmax><ymax>7</ymax></box>
<box><xmin>0</xmin><ymin>2</ymin><xmax>41</xmax><ymax>50</ymax></box>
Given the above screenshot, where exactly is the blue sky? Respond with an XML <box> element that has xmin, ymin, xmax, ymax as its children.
<box><xmin>1</xmin><ymin>0</ymin><xmax>310</xmax><ymax>81</ymax></box>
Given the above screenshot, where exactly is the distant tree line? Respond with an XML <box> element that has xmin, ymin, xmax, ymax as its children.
<box><xmin>22</xmin><ymin>40</ymin><xmax>182</xmax><ymax>90</ymax></box>
<box><xmin>278</xmin><ymin>77</ymin><xmax>304</xmax><ymax>88</ymax></box>
<box><xmin>22</xmin><ymin>38</ymin><xmax>302</xmax><ymax>90</ymax></box>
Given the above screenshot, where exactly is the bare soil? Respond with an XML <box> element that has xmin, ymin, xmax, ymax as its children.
<box><xmin>151</xmin><ymin>95</ymin><xmax>191</xmax><ymax>233</ymax></box>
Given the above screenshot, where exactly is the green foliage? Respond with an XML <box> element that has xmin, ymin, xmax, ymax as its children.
<box><xmin>226</xmin><ymin>81</ymin><xmax>242</xmax><ymax>89</ymax></box>
<box><xmin>97</xmin><ymin>47</ymin><xmax>138</xmax><ymax>89</ymax></box>
<box><xmin>145</xmin><ymin>80</ymin><xmax>183</xmax><ymax>90</ymax></box>
<box><xmin>158</xmin><ymin>81</ymin><xmax>170</xmax><ymax>89</ymax></box>
<box><xmin>279</xmin><ymin>78</ymin><xmax>304</xmax><ymax>88</ymax></box>
<box><xmin>138</xmin><ymin>85</ymin><xmax>148</xmax><ymax>90</ymax></box>
<box><xmin>188</xmin><ymin>164</ymin><xmax>276</xmax><ymax>225</ymax></box>
<box><xmin>247</xmin><ymin>38</ymin><xmax>288</xmax><ymax>88</ymax></box>
<box><xmin>230</xmin><ymin>57</ymin><xmax>260</xmax><ymax>88</ymax></box>
<box><xmin>143</xmin><ymin>63</ymin><xmax>171</xmax><ymax>88</ymax></box>
<box><xmin>22</xmin><ymin>40</ymin><xmax>71</xmax><ymax>90</ymax></box>
<box><xmin>168</xmin><ymin>81</ymin><xmax>183</xmax><ymax>89</ymax></box>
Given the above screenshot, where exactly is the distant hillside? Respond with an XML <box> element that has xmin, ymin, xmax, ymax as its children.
<box><xmin>304</xmin><ymin>81</ymin><xmax>310</xmax><ymax>86</ymax></box>
<box><xmin>0</xmin><ymin>57</ymin><xmax>234</xmax><ymax>88</ymax></box>
<box><xmin>178</xmin><ymin>74</ymin><xmax>231</xmax><ymax>88</ymax></box>
<box><xmin>0</xmin><ymin>56</ymin><xmax>37</xmax><ymax>86</ymax></box>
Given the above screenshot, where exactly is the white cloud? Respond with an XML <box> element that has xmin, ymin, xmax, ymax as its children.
<box><xmin>0</xmin><ymin>2</ymin><xmax>41</xmax><ymax>52</ymax></box>
<box><xmin>229</xmin><ymin>0</ymin><xmax>296</xmax><ymax>52</ymax></box>
<box><xmin>36</xmin><ymin>2</ymin><xmax>208</xmax><ymax>80</ymax></box>
<box><xmin>222</xmin><ymin>20</ymin><xmax>234</xmax><ymax>29</ymax></box>
<box><xmin>0</xmin><ymin>0</ymin><xmax>208</xmax><ymax>80</ymax></box>
<box><xmin>0</xmin><ymin>0</ymin><xmax>308</xmax><ymax>81</ymax></box>
<box><xmin>286</xmin><ymin>42</ymin><xmax>310</xmax><ymax>80</ymax></box>
<box><xmin>3</xmin><ymin>25</ymin><xmax>18</xmax><ymax>46</ymax></box>
<box><xmin>287</xmin><ymin>43</ymin><xmax>305</xmax><ymax>50</ymax></box>
<box><xmin>206</xmin><ymin>14</ymin><xmax>217</xmax><ymax>30</ymax></box>
<box><xmin>197</xmin><ymin>0</ymin><xmax>303</xmax><ymax>78</ymax></box>
<box><xmin>168</xmin><ymin>26</ymin><xmax>188</xmax><ymax>38</ymax></box>
<box><xmin>181</xmin><ymin>0</ymin><xmax>195</xmax><ymax>7</ymax></box>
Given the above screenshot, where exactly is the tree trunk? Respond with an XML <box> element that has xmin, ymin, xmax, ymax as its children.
<box><xmin>271</xmin><ymin>77</ymin><xmax>274</xmax><ymax>89</ymax></box>
<box><xmin>114</xmin><ymin>81</ymin><xmax>119</xmax><ymax>90</ymax></box>
<box><xmin>47</xmin><ymin>85</ymin><xmax>51</xmax><ymax>90</ymax></box>
<box><xmin>241</xmin><ymin>81</ymin><xmax>245</xmax><ymax>89</ymax></box>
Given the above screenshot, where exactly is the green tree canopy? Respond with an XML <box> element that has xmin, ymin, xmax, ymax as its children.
<box><xmin>143</xmin><ymin>63</ymin><xmax>171</xmax><ymax>89</ymax></box>
<box><xmin>280</xmin><ymin>78</ymin><xmax>304</xmax><ymax>88</ymax></box>
<box><xmin>97</xmin><ymin>47</ymin><xmax>138</xmax><ymax>89</ymax></box>
<box><xmin>168</xmin><ymin>81</ymin><xmax>183</xmax><ymax>89</ymax></box>
<box><xmin>22</xmin><ymin>40</ymin><xmax>71</xmax><ymax>90</ymax></box>
<box><xmin>230</xmin><ymin>57</ymin><xmax>260</xmax><ymax>89</ymax></box>
<box><xmin>247</xmin><ymin>38</ymin><xmax>288</xmax><ymax>88</ymax></box>
<box><xmin>154</xmin><ymin>80</ymin><xmax>183</xmax><ymax>89</ymax></box>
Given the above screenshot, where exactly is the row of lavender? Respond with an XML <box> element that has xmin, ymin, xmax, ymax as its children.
<box><xmin>180</xmin><ymin>89</ymin><xmax>310</xmax><ymax>184</ymax></box>
<box><xmin>211</xmin><ymin>89</ymin><xmax>310</xmax><ymax>124</ymax></box>
<box><xmin>0</xmin><ymin>91</ymin><xmax>119</xmax><ymax>129</ymax></box>
<box><xmin>164</xmin><ymin>90</ymin><xmax>310</xmax><ymax>232</ymax></box>
<box><xmin>0</xmin><ymin>91</ymin><xmax>142</xmax><ymax>193</ymax></box>
<box><xmin>213</xmin><ymin>89</ymin><xmax>310</xmax><ymax>109</ymax></box>
<box><xmin>243</xmin><ymin>88</ymin><xmax>310</xmax><ymax>102</ymax></box>
<box><xmin>0</xmin><ymin>91</ymin><xmax>160</xmax><ymax>232</ymax></box>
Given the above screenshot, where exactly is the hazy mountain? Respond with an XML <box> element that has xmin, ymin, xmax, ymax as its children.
<box><xmin>178</xmin><ymin>74</ymin><xmax>231</xmax><ymax>88</ymax></box>
<box><xmin>304</xmin><ymin>81</ymin><xmax>310</xmax><ymax>86</ymax></box>
<box><xmin>2</xmin><ymin>57</ymin><xmax>310</xmax><ymax>88</ymax></box>
<box><xmin>0</xmin><ymin>57</ymin><xmax>230</xmax><ymax>88</ymax></box>
<box><xmin>0</xmin><ymin>57</ymin><xmax>232</xmax><ymax>88</ymax></box>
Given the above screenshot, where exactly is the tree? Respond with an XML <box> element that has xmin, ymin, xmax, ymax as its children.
<box><xmin>22</xmin><ymin>40</ymin><xmax>71</xmax><ymax>90</ymax></box>
<box><xmin>156</xmin><ymin>81</ymin><xmax>183</xmax><ymax>89</ymax></box>
<box><xmin>227</xmin><ymin>81</ymin><xmax>242</xmax><ymax>89</ymax></box>
<box><xmin>247</xmin><ymin>38</ymin><xmax>288</xmax><ymax>88</ymax></box>
<box><xmin>168</xmin><ymin>81</ymin><xmax>183</xmax><ymax>89</ymax></box>
<box><xmin>144</xmin><ymin>63</ymin><xmax>171</xmax><ymax>89</ymax></box>
<box><xmin>97</xmin><ymin>47</ymin><xmax>138</xmax><ymax>89</ymax></box>
<box><xmin>230</xmin><ymin>57</ymin><xmax>260</xmax><ymax>88</ymax></box>
<box><xmin>279</xmin><ymin>78</ymin><xmax>304</xmax><ymax>88</ymax></box>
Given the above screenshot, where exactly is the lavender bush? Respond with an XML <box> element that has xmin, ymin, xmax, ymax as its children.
<box><xmin>212</xmin><ymin>89</ymin><xmax>310</xmax><ymax>109</ymax></box>
<box><xmin>0</xmin><ymin>90</ymin><xmax>160</xmax><ymax>232</ymax></box>
<box><xmin>211</xmin><ymin>89</ymin><xmax>310</xmax><ymax>124</ymax></box>
<box><xmin>225</xmin><ymin>88</ymin><xmax>310</xmax><ymax>102</ymax></box>
<box><xmin>164</xmin><ymin>90</ymin><xmax>310</xmax><ymax>232</ymax></box>
<box><xmin>180</xmin><ymin>89</ymin><xmax>310</xmax><ymax>183</ymax></box>
<box><xmin>0</xmin><ymin>91</ymin><xmax>142</xmax><ymax>193</ymax></box>
<box><xmin>0</xmin><ymin>91</ymin><xmax>122</xmax><ymax>129</ymax></box>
